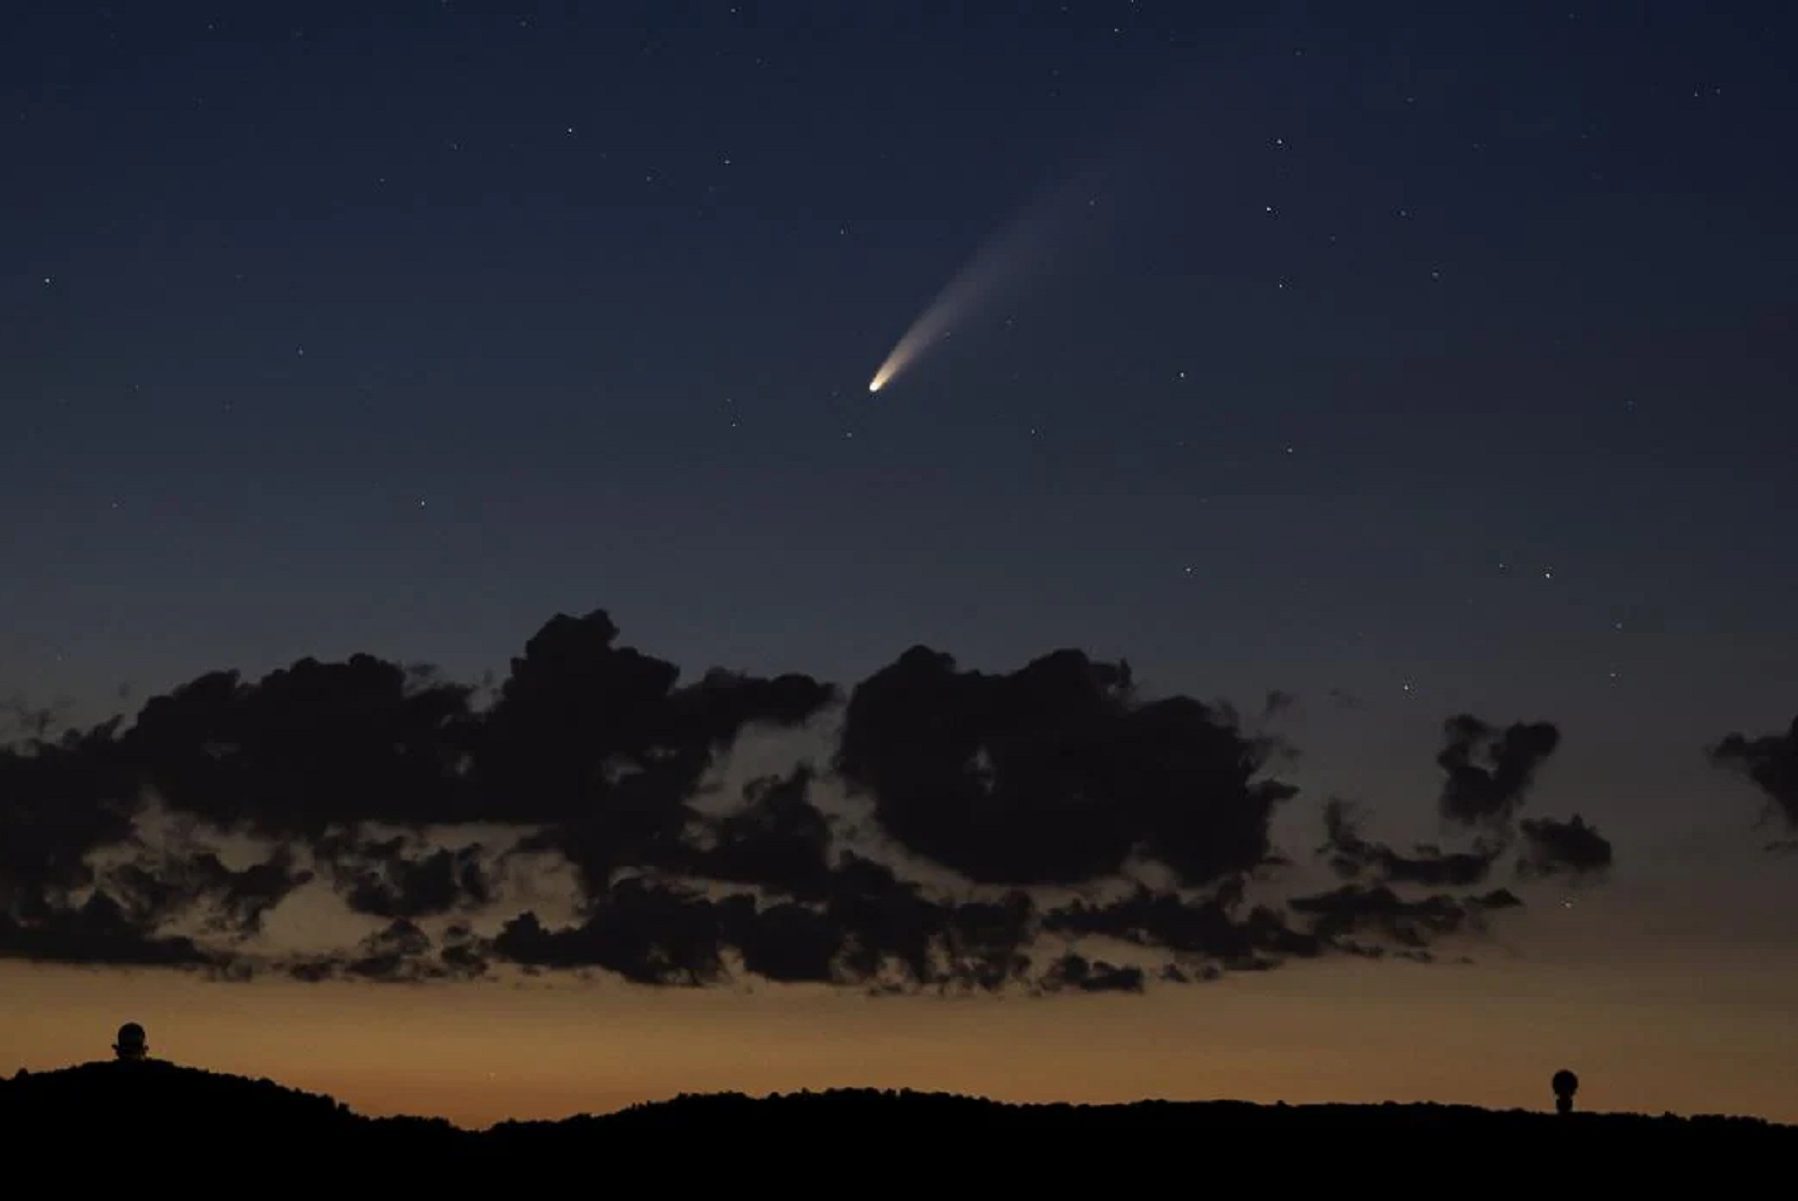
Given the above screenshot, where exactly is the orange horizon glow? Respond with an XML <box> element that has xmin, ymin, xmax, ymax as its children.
<box><xmin>6</xmin><ymin>908</ymin><xmax>1796</xmax><ymax>1130</ymax></box>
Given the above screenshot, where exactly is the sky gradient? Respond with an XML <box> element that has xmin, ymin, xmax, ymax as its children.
<box><xmin>3</xmin><ymin>2</ymin><xmax>1795</xmax><ymax>1126</ymax></box>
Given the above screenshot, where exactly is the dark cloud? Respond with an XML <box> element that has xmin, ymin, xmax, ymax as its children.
<box><xmin>1318</xmin><ymin>799</ymin><xmax>1499</xmax><ymax>887</ymax></box>
<box><xmin>1040</xmin><ymin>953</ymin><xmax>1145</xmax><ymax>993</ymax></box>
<box><xmin>494</xmin><ymin>612</ymin><xmax>832</xmax><ymax>895</ymax></box>
<box><xmin>0</xmin><ymin>722</ymin><xmax>223</xmax><ymax>969</ymax></box>
<box><xmin>485</xmin><ymin>854</ymin><xmax>1038</xmax><ymax>992</ymax></box>
<box><xmin>687</xmin><ymin>767</ymin><xmax>832</xmax><ymax>900</ymax></box>
<box><xmin>821</xmin><ymin>852</ymin><xmax>959</xmax><ymax>987</ymax></box>
<box><xmin>436</xmin><ymin>923</ymin><xmax>490</xmax><ymax>978</ymax></box>
<box><xmin>117</xmin><ymin>608</ymin><xmax>828</xmax><ymax>851</ymax></box>
<box><xmin>109</xmin><ymin>847</ymin><xmax>313</xmax><ymax>936</ymax></box>
<box><xmin>1711</xmin><ymin>717</ymin><xmax>1798</xmax><ymax>831</ymax></box>
<box><xmin>1518</xmin><ymin>815</ymin><xmax>1613</xmax><ymax>878</ymax></box>
<box><xmin>762</xmin><ymin>854</ymin><xmax>1036</xmax><ymax>991</ymax></box>
<box><xmin>1299</xmin><ymin>756</ymin><xmax>1546</xmax><ymax>959</ymax></box>
<box><xmin>477</xmin><ymin>613</ymin><xmax>831</xmax><ymax>830</ymax></box>
<box><xmin>0</xmin><ymin>614</ymin><xmax>1584</xmax><ymax>988</ymax></box>
<box><xmin>814</xmin><ymin>855</ymin><xmax>1036</xmax><ymax>992</ymax></box>
<box><xmin>494</xmin><ymin>878</ymin><xmax>733</xmax><ymax>986</ymax></box>
<box><xmin>1436</xmin><ymin>715</ymin><xmax>1560</xmax><ymax>828</ymax></box>
<box><xmin>0</xmin><ymin>697</ymin><xmax>65</xmax><ymax>741</ymax></box>
<box><xmin>938</xmin><ymin>893</ymin><xmax>1036</xmax><ymax>991</ymax></box>
<box><xmin>836</xmin><ymin>646</ymin><xmax>1294</xmax><ymax>886</ymax></box>
<box><xmin>0</xmin><ymin>892</ymin><xmax>215</xmax><ymax>968</ymax></box>
<box><xmin>288</xmin><ymin>920</ymin><xmax>489</xmax><ymax>984</ymax></box>
<box><xmin>318</xmin><ymin>836</ymin><xmax>490</xmax><ymax>919</ymax></box>
<box><xmin>0</xmin><ymin>720</ymin><xmax>133</xmax><ymax>902</ymax></box>
<box><xmin>1043</xmin><ymin>884</ymin><xmax>1317</xmax><ymax>967</ymax></box>
<box><xmin>727</xmin><ymin>900</ymin><xmax>842</xmax><ymax>983</ymax></box>
<box><xmin>124</xmin><ymin>655</ymin><xmax>475</xmax><ymax>837</ymax></box>
<box><xmin>343</xmin><ymin>918</ymin><xmax>434</xmax><ymax>981</ymax></box>
<box><xmin>1289</xmin><ymin>884</ymin><xmax>1521</xmax><ymax>950</ymax></box>
<box><xmin>483</xmin><ymin>853</ymin><xmax>1040</xmax><ymax>993</ymax></box>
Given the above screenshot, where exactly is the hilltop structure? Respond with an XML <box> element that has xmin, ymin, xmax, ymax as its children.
<box><xmin>1553</xmin><ymin>1069</ymin><xmax>1580</xmax><ymax>1115</ymax></box>
<box><xmin>112</xmin><ymin>1023</ymin><xmax>148</xmax><ymax>1062</ymax></box>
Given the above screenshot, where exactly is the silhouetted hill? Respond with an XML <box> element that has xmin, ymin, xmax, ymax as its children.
<box><xmin>5</xmin><ymin>1061</ymin><xmax>1794</xmax><ymax>1175</ymax></box>
<box><xmin>0</xmin><ymin>1059</ymin><xmax>464</xmax><ymax>1157</ymax></box>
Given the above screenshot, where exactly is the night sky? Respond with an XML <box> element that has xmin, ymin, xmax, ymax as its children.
<box><xmin>4</xmin><ymin>3</ymin><xmax>1796</xmax><ymax>1126</ymax></box>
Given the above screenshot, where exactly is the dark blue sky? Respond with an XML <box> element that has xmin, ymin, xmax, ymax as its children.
<box><xmin>5</xmin><ymin>1</ymin><xmax>1794</xmax><ymax>827</ymax></box>
<box><xmin>8</xmin><ymin>1</ymin><xmax>1798</xmax><ymax>1127</ymax></box>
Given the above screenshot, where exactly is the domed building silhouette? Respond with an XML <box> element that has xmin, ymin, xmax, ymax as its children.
<box><xmin>113</xmin><ymin>1022</ymin><xmax>148</xmax><ymax>1062</ymax></box>
<box><xmin>1551</xmin><ymin>1068</ymin><xmax>1579</xmax><ymax>1115</ymax></box>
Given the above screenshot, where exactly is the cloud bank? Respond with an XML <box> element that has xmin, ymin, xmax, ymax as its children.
<box><xmin>0</xmin><ymin>609</ymin><xmax>1632</xmax><ymax>992</ymax></box>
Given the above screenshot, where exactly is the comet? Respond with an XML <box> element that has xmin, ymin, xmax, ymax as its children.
<box><xmin>866</xmin><ymin>166</ymin><xmax>1104</xmax><ymax>395</ymax></box>
<box><xmin>863</xmin><ymin>73</ymin><xmax>1252</xmax><ymax>393</ymax></box>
